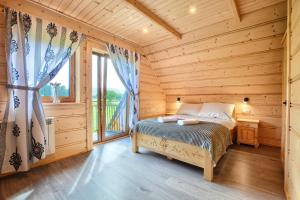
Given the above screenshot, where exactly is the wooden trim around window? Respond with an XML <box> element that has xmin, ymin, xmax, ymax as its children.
<box><xmin>41</xmin><ymin>54</ymin><xmax>76</xmax><ymax>103</ymax></box>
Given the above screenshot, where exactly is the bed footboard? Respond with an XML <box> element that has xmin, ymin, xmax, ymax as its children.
<box><xmin>131</xmin><ymin>133</ymin><xmax>214</xmax><ymax>181</ymax></box>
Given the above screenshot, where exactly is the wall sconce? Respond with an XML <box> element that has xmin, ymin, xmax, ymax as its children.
<box><xmin>241</xmin><ymin>97</ymin><xmax>250</xmax><ymax>113</ymax></box>
<box><xmin>175</xmin><ymin>97</ymin><xmax>181</xmax><ymax>111</ymax></box>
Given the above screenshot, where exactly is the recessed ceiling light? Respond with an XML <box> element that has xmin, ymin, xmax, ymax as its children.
<box><xmin>142</xmin><ymin>28</ymin><xmax>148</xmax><ymax>33</ymax></box>
<box><xmin>189</xmin><ymin>6</ymin><xmax>196</xmax><ymax>14</ymax></box>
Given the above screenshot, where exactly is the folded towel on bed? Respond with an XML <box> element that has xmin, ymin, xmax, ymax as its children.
<box><xmin>157</xmin><ymin>116</ymin><xmax>178</xmax><ymax>123</ymax></box>
<box><xmin>177</xmin><ymin>119</ymin><xmax>200</xmax><ymax>126</ymax></box>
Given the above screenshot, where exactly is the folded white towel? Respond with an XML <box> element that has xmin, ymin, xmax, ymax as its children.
<box><xmin>157</xmin><ymin>116</ymin><xmax>178</xmax><ymax>123</ymax></box>
<box><xmin>177</xmin><ymin>119</ymin><xmax>200</xmax><ymax>126</ymax></box>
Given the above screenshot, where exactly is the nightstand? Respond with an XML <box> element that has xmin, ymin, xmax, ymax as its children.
<box><xmin>237</xmin><ymin>118</ymin><xmax>259</xmax><ymax>148</ymax></box>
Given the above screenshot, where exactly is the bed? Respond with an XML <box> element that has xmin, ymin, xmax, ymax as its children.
<box><xmin>131</xmin><ymin>103</ymin><xmax>237</xmax><ymax>181</ymax></box>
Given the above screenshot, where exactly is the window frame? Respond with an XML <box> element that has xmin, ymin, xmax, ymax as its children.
<box><xmin>41</xmin><ymin>54</ymin><xmax>76</xmax><ymax>103</ymax></box>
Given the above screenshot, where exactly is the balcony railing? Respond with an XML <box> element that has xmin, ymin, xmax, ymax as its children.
<box><xmin>92</xmin><ymin>93</ymin><xmax>128</xmax><ymax>136</ymax></box>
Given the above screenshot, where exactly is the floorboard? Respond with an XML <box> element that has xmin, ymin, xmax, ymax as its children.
<box><xmin>0</xmin><ymin>138</ymin><xmax>285</xmax><ymax>200</ymax></box>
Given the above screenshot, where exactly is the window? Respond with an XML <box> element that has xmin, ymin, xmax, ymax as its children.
<box><xmin>40</xmin><ymin>55</ymin><xmax>75</xmax><ymax>102</ymax></box>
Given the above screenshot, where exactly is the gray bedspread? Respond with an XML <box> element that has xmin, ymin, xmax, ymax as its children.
<box><xmin>133</xmin><ymin>119</ymin><xmax>232</xmax><ymax>164</ymax></box>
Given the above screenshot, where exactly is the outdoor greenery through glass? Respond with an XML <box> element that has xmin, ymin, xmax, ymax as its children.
<box><xmin>39</xmin><ymin>60</ymin><xmax>70</xmax><ymax>97</ymax></box>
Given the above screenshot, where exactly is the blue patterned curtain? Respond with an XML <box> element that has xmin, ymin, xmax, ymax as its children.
<box><xmin>0</xmin><ymin>8</ymin><xmax>85</xmax><ymax>173</ymax></box>
<box><xmin>106</xmin><ymin>43</ymin><xmax>140</xmax><ymax>131</ymax></box>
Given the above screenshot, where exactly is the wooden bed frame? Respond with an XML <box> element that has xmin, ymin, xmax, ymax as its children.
<box><xmin>131</xmin><ymin>128</ymin><xmax>236</xmax><ymax>181</ymax></box>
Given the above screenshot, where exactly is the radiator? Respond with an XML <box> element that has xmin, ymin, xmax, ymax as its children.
<box><xmin>0</xmin><ymin>117</ymin><xmax>56</xmax><ymax>154</ymax></box>
<box><xmin>46</xmin><ymin>117</ymin><xmax>56</xmax><ymax>155</ymax></box>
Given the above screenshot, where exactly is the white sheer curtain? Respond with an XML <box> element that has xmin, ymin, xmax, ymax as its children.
<box><xmin>106</xmin><ymin>43</ymin><xmax>140</xmax><ymax>131</ymax></box>
<box><xmin>0</xmin><ymin>8</ymin><xmax>85</xmax><ymax>173</ymax></box>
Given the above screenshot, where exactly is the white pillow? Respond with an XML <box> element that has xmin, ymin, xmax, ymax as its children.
<box><xmin>198</xmin><ymin>112</ymin><xmax>231</xmax><ymax>120</ymax></box>
<box><xmin>176</xmin><ymin>103</ymin><xmax>202</xmax><ymax>116</ymax></box>
<box><xmin>198</xmin><ymin>103</ymin><xmax>235</xmax><ymax>119</ymax></box>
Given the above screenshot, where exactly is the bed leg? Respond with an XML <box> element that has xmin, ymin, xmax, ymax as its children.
<box><xmin>204</xmin><ymin>153</ymin><xmax>213</xmax><ymax>181</ymax></box>
<box><xmin>131</xmin><ymin>134</ymin><xmax>138</xmax><ymax>153</ymax></box>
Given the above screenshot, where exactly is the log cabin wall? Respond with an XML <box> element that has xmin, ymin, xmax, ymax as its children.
<box><xmin>140</xmin><ymin>57</ymin><xmax>166</xmax><ymax>119</ymax></box>
<box><xmin>0</xmin><ymin>7</ymin><xmax>165</xmax><ymax>165</ymax></box>
<box><xmin>143</xmin><ymin>2</ymin><xmax>287</xmax><ymax>147</ymax></box>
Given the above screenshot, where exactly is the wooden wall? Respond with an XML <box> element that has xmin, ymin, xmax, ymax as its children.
<box><xmin>143</xmin><ymin>2</ymin><xmax>287</xmax><ymax>147</ymax></box>
<box><xmin>140</xmin><ymin>57</ymin><xmax>166</xmax><ymax>119</ymax></box>
<box><xmin>286</xmin><ymin>0</ymin><xmax>300</xmax><ymax>199</ymax></box>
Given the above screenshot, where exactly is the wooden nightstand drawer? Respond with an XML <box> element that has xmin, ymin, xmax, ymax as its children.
<box><xmin>238</xmin><ymin>121</ymin><xmax>258</xmax><ymax>129</ymax></box>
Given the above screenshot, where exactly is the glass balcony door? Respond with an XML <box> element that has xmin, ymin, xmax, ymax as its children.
<box><xmin>92</xmin><ymin>52</ymin><xmax>129</xmax><ymax>143</ymax></box>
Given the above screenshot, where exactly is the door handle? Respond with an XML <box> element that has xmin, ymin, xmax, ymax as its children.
<box><xmin>283</xmin><ymin>101</ymin><xmax>287</xmax><ymax>105</ymax></box>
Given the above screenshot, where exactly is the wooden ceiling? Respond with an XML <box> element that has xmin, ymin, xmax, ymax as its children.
<box><xmin>31</xmin><ymin>0</ymin><xmax>285</xmax><ymax>46</ymax></box>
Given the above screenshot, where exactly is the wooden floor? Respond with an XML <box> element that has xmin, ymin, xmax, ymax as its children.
<box><xmin>0</xmin><ymin>138</ymin><xmax>285</xmax><ymax>200</ymax></box>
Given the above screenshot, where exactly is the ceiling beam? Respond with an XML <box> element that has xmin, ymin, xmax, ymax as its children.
<box><xmin>228</xmin><ymin>0</ymin><xmax>241</xmax><ymax>22</ymax></box>
<box><xmin>124</xmin><ymin>0</ymin><xmax>182</xmax><ymax>39</ymax></box>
